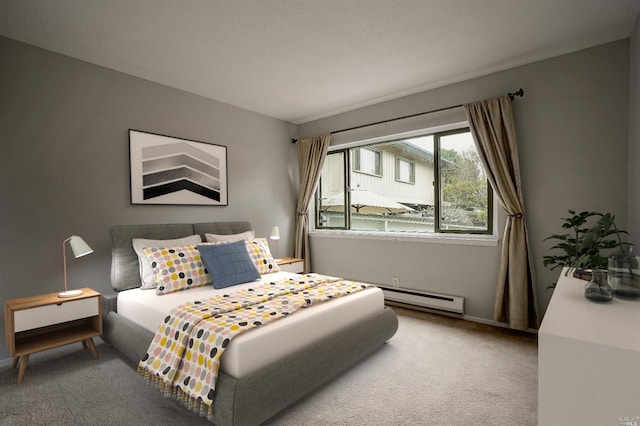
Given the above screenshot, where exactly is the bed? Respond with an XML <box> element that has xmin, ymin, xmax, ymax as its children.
<box><xmin>101</xmin><ymin>221</ymin><xmax>398</xmax><ymax>426</ymax></box>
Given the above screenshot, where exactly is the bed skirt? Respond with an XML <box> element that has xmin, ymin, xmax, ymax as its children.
<box><xmin>102</xmin><ymin>305</ymin><xmax>398</xmax><ymax>426</ymax></box>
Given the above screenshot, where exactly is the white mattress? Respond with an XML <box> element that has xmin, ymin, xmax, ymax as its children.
<box><xmin>117</xmin><ymin>271</ymin><xmax>384</xmax><ymax>378</ymax></box>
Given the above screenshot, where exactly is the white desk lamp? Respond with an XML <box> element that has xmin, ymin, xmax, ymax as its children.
<box><xmin>60</xmin><ymin>235</ymin><xmax>93</xmax><ymax>298</ymax></box>
<box><xmin>270</xmin><ymin>226</ymin><xmax>281</xmax><ymax>261</ymax></box>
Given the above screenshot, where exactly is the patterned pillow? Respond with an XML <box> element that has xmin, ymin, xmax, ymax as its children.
<box><xmin>197</xmin><ymin>241</ymin><xmax>260</xmax><ymax>289</ymax></box>
<box><xmin>133</xmin><ymin>235</ymin><xmax>202</xmax><ymax>289</ymax></box>
<box><xmin>246</xmin><ymin>238</ymin><xmax>280</xmax><ymax>274</ymax></box>
<box><xmin>143</xmin><ymin>246</ymin><xmax>211</xmax><ymax>295</ymax></box>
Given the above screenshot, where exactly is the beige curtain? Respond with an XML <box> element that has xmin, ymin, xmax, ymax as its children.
<box><xmin>294</xmin><ymin>133</ymin><xmax>331</xmax><ymax>272</ymax></box>
<box><xmin>464</xmin><ymin>96</ymin><xmax>538</xmax><ymax>330</ymax></box>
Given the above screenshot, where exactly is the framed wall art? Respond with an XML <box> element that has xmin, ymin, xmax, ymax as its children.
<box><xmin>129</xmin><ymin>129</ymin><xmax>228</xmax><ymax>206</ymax></box>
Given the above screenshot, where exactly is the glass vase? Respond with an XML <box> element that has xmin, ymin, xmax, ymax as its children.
<box><xmin>584</xmin><ymin>269</ymin><xmax>613</xmax><ymax>302</ymax></box>
<box><xmin>608</xmin><ymin>244</ymin><xmax>640</xmax><ymax>299</ymax></box>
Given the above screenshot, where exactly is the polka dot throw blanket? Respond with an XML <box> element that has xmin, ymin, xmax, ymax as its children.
<box><xmin>137</xmin><ymin>273</ymin><xmax>372</xmax><ymax>421</ymax></box>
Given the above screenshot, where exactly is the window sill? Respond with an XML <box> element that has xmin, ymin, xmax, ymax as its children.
<box><xmin>309</xmin><ymin>229</ymin><xmax>499</xmax><ymax>247</ymax></box>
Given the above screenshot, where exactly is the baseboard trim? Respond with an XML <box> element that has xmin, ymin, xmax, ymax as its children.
<box><xmin>463</xmin><ymin>314</ymin><xmax>538</xmax><ymax>334</ymax></box>
<box><xmin>388</xmin><ymin>303</ymin><xmax>537</xmax><ymax>334</ymax></box>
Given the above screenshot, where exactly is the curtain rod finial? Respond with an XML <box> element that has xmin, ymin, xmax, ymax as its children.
<box><xmin>291</xmin><ymin>138</ymin><xmax>298</xmax><ymax>144</ymax></box>
<box><xmin>508</xmin><ymin>88</ymin><xmax>524</xmax><ymax>101</ymax></box>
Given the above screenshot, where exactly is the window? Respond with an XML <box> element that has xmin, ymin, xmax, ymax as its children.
<box><xmin>316</xmin><ymin>128</ymin><xmax>492</xmax><ymax>234</ymax></box>
<box><xmin>395</xmin><ymin>157</ymin><xmax>415</xmax><ymax>184</ymax></box>
<box><xmin>353</xmin><ymin>147</ymin><xmax>382</xmax><ymax>176</ymax></box>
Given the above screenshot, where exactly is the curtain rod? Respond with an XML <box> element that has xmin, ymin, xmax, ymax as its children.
<box><xmin>291</xmin><ymin>88</ymin><xmax>524</xmax><ymax>143</ymax></box>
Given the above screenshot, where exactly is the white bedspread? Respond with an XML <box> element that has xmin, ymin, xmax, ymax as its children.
<box><xmin>117</xmin><ymin>271</ymin><xmax>384</xmax><ymax>378</ymax></box>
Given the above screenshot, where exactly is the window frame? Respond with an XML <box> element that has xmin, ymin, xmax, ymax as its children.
<box><xmin>316</xmin><ymin>149</ymin><xmax>351</xmax><ymax>230</ymax></box>
<box><xmin>315</xmin><ymin>126</ymin><xmax>494</xmax><ymax>236</ymax></box>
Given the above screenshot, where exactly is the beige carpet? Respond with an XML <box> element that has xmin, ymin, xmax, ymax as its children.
<box><xmin>266</xmin><ymin>307</ymin><xmax>538</xmax><ymax>425</ymax></box>
<box><xmin>0</xmin><ymin>307</ymin><xmax>537</xmax><ymax>425</ymax></box>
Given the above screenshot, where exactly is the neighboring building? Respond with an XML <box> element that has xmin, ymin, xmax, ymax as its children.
<box><xmin>318</xmin><ymin>140</ymin><xmax>438</xmax><ymax>231</ymax></box>
<box><xmin>321</xmin><ymin>141</ymin><xmax>435</xmax><ymax>209</ymax></box>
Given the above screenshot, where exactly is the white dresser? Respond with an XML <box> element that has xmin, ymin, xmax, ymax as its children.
<box><xmin>538</xmin><ymin>269</ymin><xmax>640</xmax><ymax>425</ymax></box>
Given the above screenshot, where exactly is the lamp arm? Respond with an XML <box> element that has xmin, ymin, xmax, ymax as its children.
<box><xmin>63</xmin><ymin>236</ymin><xmax>72</xmax><ymax>293</ymax></box>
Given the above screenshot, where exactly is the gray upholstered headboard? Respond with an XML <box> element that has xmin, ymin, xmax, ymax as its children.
<box><xmin>110</xmin><ymin>221</ymin><xmax>252</xmax><ymax>292</ymax></box>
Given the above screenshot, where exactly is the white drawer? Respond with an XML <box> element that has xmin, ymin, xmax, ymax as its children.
<box><xmin>279</xmin><ymin>262</ymin><xmax>304</xmax><ymax>274</ymax></box>
<box><xmin>14</xmin><ymin>297</ymin><xmax>99</xmax><ymax>332</ymax></box>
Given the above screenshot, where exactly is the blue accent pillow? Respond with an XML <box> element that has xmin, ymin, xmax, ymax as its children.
<box><xmin>197</xmin><ymin>241</ymin><xmax>260</xmax><ymax>289</ymax></box>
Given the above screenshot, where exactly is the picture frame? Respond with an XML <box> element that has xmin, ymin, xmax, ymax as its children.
<box><xmin>129</xmin><ymin>129</ymin><xmax>228</xmax><ymax>206</ymax></box>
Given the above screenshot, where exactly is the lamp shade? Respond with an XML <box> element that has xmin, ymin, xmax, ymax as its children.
<box><xmin>270</xmin><ymin>226</ymin><xmax>280</xmax><ymax>240</ymax></box>
<box><xmin>69</xmin><ymin>235</ymin><xmax>93</xmax><ymax>258</ymax></box>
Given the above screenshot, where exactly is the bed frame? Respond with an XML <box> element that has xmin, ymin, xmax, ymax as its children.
<box><xmin>101</xmin><ymin>221</ymin><xmax>398</xmax><ymax>426</ymax></box>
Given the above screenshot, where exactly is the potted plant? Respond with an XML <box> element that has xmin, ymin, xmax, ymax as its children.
<box><xmin>543</xmin><ymin>210</ymin><xmax>630</xmax><ymax>287</ymax></box>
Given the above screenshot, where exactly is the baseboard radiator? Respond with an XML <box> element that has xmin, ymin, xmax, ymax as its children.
<box><xmin>380</xmin><ymin>286</ymin><xmax>464</xmax><ymax>317</ymax></box>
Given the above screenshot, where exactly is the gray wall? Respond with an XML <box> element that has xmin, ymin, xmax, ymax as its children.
<box><xmin>299</xmin><ymin>40</ymin><xmax>630</xmax><ymax>324</ymax></box>
<box><xmin>0</xmin><ymin>37</ymin><xmax>298</xmax><ymax>360</ymax></box>
<box><xmin>630</xmin><ymin>16</ymin><xmax>640</xmax><ymax>242</ymax></box>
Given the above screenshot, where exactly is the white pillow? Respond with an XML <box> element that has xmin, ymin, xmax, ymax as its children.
<box><xmin>204</xmin><ymin>230</ymin><xmax>255</xmax><ymax>243</ymax></box>
<box><xmin>132</xmin><ymin>234</ymin><xmax>202</xmax><ymax>289</ymax></box>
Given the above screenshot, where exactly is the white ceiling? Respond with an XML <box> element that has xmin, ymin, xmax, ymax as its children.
<box><xmin>1</xmin><ymin>1</ymin><xmax>639</xmax><ymax>124</ymax></box>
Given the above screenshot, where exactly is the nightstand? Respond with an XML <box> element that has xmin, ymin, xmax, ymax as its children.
<box><xmin>277</xmin><ymin>257</ymin><xmax>305</xmax><ymax>273</ymax></box>
<box><xmin>4</xmin><ymin>288</ymin><xmax>102</xmax><ymax>383</ymax></box>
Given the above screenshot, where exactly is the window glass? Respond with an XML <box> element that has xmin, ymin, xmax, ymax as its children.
<box><xmin>317</xmin><ymin>151</ymin><xmax>347</xmax><ymax>228</ymax></box>
<box><xmin>439</xmin><ymin>131</ymin><xmax>490</xmax><ymax>232</ymax></box>
<box><xmin>316</xmin><ymin>128</ymin><xmax>492</xmax><ymax>235</ymax></box>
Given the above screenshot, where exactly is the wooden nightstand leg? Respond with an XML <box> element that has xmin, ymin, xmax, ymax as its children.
<box><xmin>85</xmin><ymin>338</ymin><xmax>99</xmax><ymax>360</ymax></box>
<box><xmin>81</xmin><ymin>340</ymin><xmax>88</xmax><ymax>349</ymax></box>
<box><xmin>12</xmin><ymin>357</ymin><xmax>19</xmax><ymax>369</ymax></box>
<box><xmin>17</xmin><ymin>354</ymin><xmax>29</xmax><ymax>384</ymax></box>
